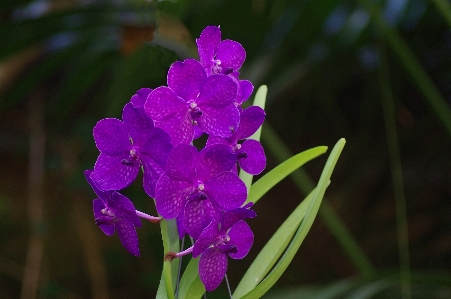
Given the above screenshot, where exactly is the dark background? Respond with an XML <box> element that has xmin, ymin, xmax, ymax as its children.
<box><xmin>1</xmin><ymin>0</ymin><xmax>451</xmax><ymax>298</ymax></box>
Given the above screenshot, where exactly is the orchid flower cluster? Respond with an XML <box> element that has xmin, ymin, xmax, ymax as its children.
<box><xmin>85</xmin><ymin>26</ymin><xmax>266</xmax><ymax>292</ymax></box>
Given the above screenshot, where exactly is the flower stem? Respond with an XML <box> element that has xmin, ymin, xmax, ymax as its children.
<box><xmin>135</xmin><ymin>210</ymin><xmax>161</xmax><ymax>223</ymax></box>
<box><xmin>225</xmin><ymin>274</ymin><xmax>232</xmax><ymax>299</ymax></box>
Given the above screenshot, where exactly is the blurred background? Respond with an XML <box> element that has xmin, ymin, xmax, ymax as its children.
<box><xmin>1</xmin><ymin>0</ymin><xmax>451</xmax><ymax>298</ymax></box>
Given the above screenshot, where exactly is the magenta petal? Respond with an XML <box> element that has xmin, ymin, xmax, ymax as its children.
<box><xmin>111</xmin><ymin>192</ymin><xmax>141</xmax><ymax>228</ymax></box>
<box><xmin>239</xmin><ymin>139</ymin><xmax>266</xmax><ymax>175</ymax></box>
<box><xmin>204</xmin><ymin>171</ymin><xmax>247</xmax><ymax>210</ymax></box>
<box><xmin>176</xmin><ymin>211</ymin><xmax>186</xmax><ymax>239</ymax></box>
<box><xmin>184</xmin><ymin>198</ymin><xmax>217</xmax><ymax>239</ymax></box>
<box><xmin>228</xmin><ymin>220</ymin><xmax>253</xmax><ymax>259</ymax></box>
<box><xmin>167</xmin><ymin>59</ymin><xmax>206</xmax><ymax>102</ymax></box>
<box><xmin>122</xmin><ymin>103</ymin><xmax>154</xmax><ymax>146</ymax></box>
<box><xmin>235</xmin><ymin>106</ymin><xmax>266</xmax><ymax>140</ymax></box>
<box><xmin>199</xmin><ymin>248</ymin><xmax>228</xmax><ymax>292</ymax></box>
<box><xmin>130</xmin><ymin>88</ymin><xmax>152</xmax><ymax>108</ymax></box>
<box><xmin>155</xmin><ymin>173</ymin><xmax>193</xmax><ymax>219</ymax></box>
<box><xmin>142</xmin><ymin>157</ymin><xmax>164</xmax><ymax>198</ymax></box>
<box><xmin>93</xmin><ymin>199</ymin><xmax>114</xmax><ymax>236</ymax></box>
<box><xmin>145</xmin><ymin>86</ymin><xmax>187</xmax><ymax>121</ymax></box>
<box><xmin>85</xmin><ymin>170</ymin><xmax>109</xmax><ymax>202</ymax></box>
<box><xmin>196</xmin><ymin>26</ymin><xmax>221</xmax><ymax>69</ymax></box>
<box><xmin>205</xmin><ymin>135</ymin><xmax>230</xmax><ymax>147</ymax></box>
<box><xmin>220</xmin><ymin>207</ymin><xmax>257</xmax><ymax>233</ymax></box>
<box><xmin>192</xmin><ymin>217</ymin><xmax>219</xmax><ymax>258</ymax></box>
<box><xmin>198</xmin><ymin>104</ymin><xmax>240</xmax><ymax>138</ymax></box>
<box><xmin>116</xmin><ymin>220</ymin><xmax>140</xmax><ymax>256</ymax></box>
<box><xmin>93</xmin><ymin>118</ymin><xmax>130</xmax><ymax>155</ymax></box>
<box><xmin>166</xmin><ymin>144</ymin><xmax>197</xmax><ymax>181</ymax></box>
<box><xmin>237</xmin><ymin>80</ymin><xmax>254</xmax><ymax>105</ymax></box>
<box><xmin>197</xmin><ymin>75</ymin><xmax>237</xmax><ymax>107</ymax></box>
<box><xmin>92</xmin><ymin>153</ymin><xmax>139</xmax><ymax>190</ymax></box>
<box><xmin>196</xmin><ymin>144</ymin><xmax>235</xmax><ymax>181</ymax></box>
<box><xmin>216</xmin><ymin>40</ymin><xmax>246</xmax><ymax>71</ymax></box>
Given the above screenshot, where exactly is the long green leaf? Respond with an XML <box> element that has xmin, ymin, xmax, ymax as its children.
<box><xmin>158</xmin><ymin>219</ymin><xmax>180</xmax><ymax>299</ymax></box>
<box><xmin>177</xmin><ymin>257</ymin><xmax>205</xmax><ymax>299</ymax></box>
<box><xmin>237</xmin><ymin>138</ymin><xmax>346</xmax><ymax>299</ymax></box>
<box><xmin>233</xmin><ymin>187</ymin><xmax>318</xmax><ymax>298</ymax></box>
<box><xmin>247</xmin><ymin>146</ymin><xmax>327</xmax><ymax>205</ymax></box>
<box><xmin>239</xmin><ymin>85</ymin><xmax>268</xmax><ymax>190</ymax></box>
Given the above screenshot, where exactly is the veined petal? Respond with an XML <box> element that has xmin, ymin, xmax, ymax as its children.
<box><xmin>197</xmin><ymin>25</ymin><xmax>221</xmax><ymax>69</ymax></box>
<box><xmin>184</xmin><ymin>197</ymin><xmax>217</xmax><ymax>240</ymax></box>
<box><xmin>197</xmin><ymin>104</ymin><xmax>240</xmax><ymax>138</ymax></box>
<box><xmin>220</xmin><ymin>207</ymin><xmax>256</xmax><ymax>234</ymax></box>
<box><xmin>234</xmin><ymin>106</ymin><xmax>265</xmax><ymax>140</ymax></box>
<box><xmin>155</xmin><ymin>173</ymin><xmax>193</xmax><ymax>219</ymax></box>
<box><xmin>93</xmin><ymin>198</ymin><xmax>114</xmax><ymax>236</ymax></box>
<box><xmin>176</xmin><ymin>211</ymin><xmax>186</xmax><ymax>239</ymax></box>
<box><xmin>228</xmin><ymin>220</ymin><xmax>253</xmax><ymax>259</ymax></box>
<box><xmin>215</xmin><ymin>40</ymin><xmax>246</xmax><ymax>71</ymax></box>
<box><xmin>141</xmin><ymin>156</ymin><xmax>165</xmax><ymax>198</ymax></box>
<box><xmin>93</xmin><ymin>118</ymin><xmax>130</xmax><ymax>155</ymax></box>
<box><xmin>166</xmin><ymin>144</ymin><xmax>197</xmax><ymax>181</ymax></box>
<box><xmin>85</xmin><ymin>170</ymin><xmax>110</xmax><ymax>203</ymax></box>
<box><xmin>192</xmin><ymin>217</ymin><xmax>219</xmax><ymax>258</ymax></box>
<box><xmin>116</xmin><ymin>220</ymin><xmax>140</xmax><ymax>256</ymax></box>
<box><xmin>238</xmin><ymin>139</ymin><xmax>266</xmax><ymax>175</ymax></box>
<box><xmin>155</xmin><ymin>110</ymin><xmax>193</xmax><ymax>146</ymax></box>
<box><xmin>92</xmin><ymin>153</ymin><xmax>139</xmax><ymax>191</ymax></box>
<box><xmin>145</xmin><ymin>86</ymin><xmax>187</xmax><ymax>121</ymax></box>
<box><xmin>205</xmin><ymin>135</ymin><xmax>231</xmax><ymax>147</ymax></box>
<box><xmin>111</xmin><ymin>192</ymin><xmax>141</xmax><ymax>228</ymax></box>
<box><xmin>199</xmin><ymin>248</ymin><xmax>228</xmax><ymax>292</ymax></box>
<box><xmin>167</xmin><ymin>59</ymin><xmax>206</xmax><ymax>102</ymax></box>
<box><xmin>197</xmin><ymin>75</ymin><xmax>236</xmax><ymax>107</ymax></box>
<box><xmin>204</xmin><ymin>171</ymin><xmax>247</xmax><ymax>210</ymax></box>
<box><xmin>130</xmin><ymin>88</ymin><xmax>152</xmax><ymax>108</ymax></box>
<box><xmin>122</xmin><ymin>103</ymin><xmax>154</xmax><ymax>146</ymax></box>
<box><xmin>236</xmin><ymin>80</ymin><xmax>254</xmax><ymax>105</ymax></box>
<box><xmin>196</xmin><ymin>144</ymin><xmax>235</xmax><ymax>181</ymax></box>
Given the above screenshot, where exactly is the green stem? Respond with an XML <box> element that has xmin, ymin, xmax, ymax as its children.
<box><xmin>379</xmin><ymin>42</ymin><xmax>411</xmax><ymax>299</ymax></box>
<box><xmin>261</xmin><ymin>122</ymin><xmax>376</xmax><ymax>279</ymax></box>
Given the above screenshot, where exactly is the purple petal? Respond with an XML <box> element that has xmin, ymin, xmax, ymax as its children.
<box><xmin>145</xmin><ymin>86</ymin><xmax>187</xmax><ymax>121</ymax></box>
<box><xmin>236</xmin><ymin>80</ymin><xmax>253</xmax><ymax>105</ymax></box>
<box><xmin>228</xmin><ymin>220</ymin><xmax>253</xmax><ymax>259</ymax></box>
<box><xmin>93</xmin><ymin>198</ymin><xmax>114</xmax><ymax>235</ymax></box>
<box><xmin>220</xmin><ymin>207</ymin><xmax>257</xmax><ymax>234</ymax></box>
<box><xmin>184</xmin><ymin>197</ymin><xmax>217</xmax><ymax>240</ymax></box>
<box><xmin>204</xmin><ymin>171</ymin><xmax>247</xmax><ymax>210</ymax></box>
<box><xmin>92</xmin><ymin>153</ymin><xmax>139</xmax><ymax>191</ymax></box>
<box><xmin>93</xmin><ymin>118</ymin><xmax>130</xmax><ymax>155</ymax></box>
<box><xmin>193</xmin><ymin>126</ymin><xmax>204</xmax><ymax>139</ymax></box>
<box><xmin>199</xmin><ymin>248</ymin><xmax>228</xmax><ymax>292</ymax></box>
<box><xmin>196</xmin><ymin>144</ymin><xmax>235</xmax><ymax>181</ymax></box>
<box><xmin>176</xmin><ymin>211</ymin><xmax>186</xmax><ymax>239</ymax></box>
<box><xmin>115</xmin><ymin>220</ymin><xmax>140</xmax><ymax>256</ymax></box>
<box><xmin>155</xmin><ymin>111</ymin><xmax>194</xmax><ymax>146</ymax></box>
<box><xmin>197</xmin><ymin>104</ymin><xmax>240</xmax><ymax>138</ymax></box>
<box><xmin>155</xmin><ymin>173</ymin><xmax>193</xmax><ymax>219</ymax></box>
<box><xmin>215</xmin><ymin>40</ymin><xmax>245</xmax><ymax>71</ymax></box>
<box><xmin>238</xmin><ymin>139</ymin><xmax>266</xmax><ymax>175</ymax></box>
<box><xmin>85</xmin><ymin>170</ymin><xmax>109</xmax><ymax>202</ymax></box>
<box><xmin>196</xmin><ymin>26</ymin><xmax>221</xmax><ymax>69</ymax></box>
<box><xmin>205</xmin><ymin>135</ymin><xmax>230</xmax><ymax>147</ymax></box>
<box><xmin>142</xmin><ymin>157</ymin><xmax>165</xmax><ymax>198</ymax></box>
<box><xmin>111</xmin><ymin>192</ymin><xmax>141</xmax><ymax>228</ymax></box>
<box><xmin>193</xmin><ymin>217</ymin><xmax>220</xmax><ymax>258</ymax></box>
<box><xmin>130</xmin><ymin>88</ymin><xmax>152</xmax><ymax>108</ymax></box>
<box><xmin>122</xmin><ymin>103</ymin><xmax>154</xmax><ymax>146</ymax></box>
<box><xmin>167</xmin><ymin>59</ymin><xmax>206</xmax><ymax>102</ymax></box>
<box><xmin>197</xmin><ymin>75</ymin><xmax>237</xmax><ymax>107</ymax></box>
<box><xmin>166</xmin><ymin>144</ymin><xmax>197</xmax><ymax>181</ymax></box>
<box><xmin>234</xmin><ymin>106</ymin><xmax>265</xmax><ymax>140</ymax></box>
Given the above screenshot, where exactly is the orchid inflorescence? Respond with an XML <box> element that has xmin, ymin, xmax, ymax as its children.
<box><xmin>85</xmin><ymin>25</ymin><xmax>266</xmax><ymax>292</ymax></box>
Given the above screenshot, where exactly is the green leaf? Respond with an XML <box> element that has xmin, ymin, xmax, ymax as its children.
<box><xmin>233</xmin><ymin>187</ymin><xmax>318</xmax><ymax>298</ymax></box>
<box><xmin>239</xmin><ymin>85</ymin><xmax>268</xmax><ymax>190</ymax></box>
<box><xmin>158</xmin><ymin>219</ymin><xmax>180</xmax><ymax>299</ymax></box>
<box><xmin>247</xmin><ymin>146</ymin><xmax>328</xmax><ymax>205</ymax></box>
<box><xmin>235</xmin><ymin>138</ymin><xmax>346</xmax><ymax>299</ymax></box>
<box><xmin>177</xmin><ymin>257</ymin><xmax>205</xmax><ymax>299</ymax></box>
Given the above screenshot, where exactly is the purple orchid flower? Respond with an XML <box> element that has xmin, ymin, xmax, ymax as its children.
<box><xmin>193</xmin><ymin>204</ymin><xmax>256</xmax><ymax>291</ymax></box>
<box><xmin>130</xmin><ymin>88</ymin><xmax>153</xmax><ymax>108</ymax></box>
<box><xmin>196</xmin><ymin>25</ymin><xmax>253</xmax><ymax>108</ymax></box>
<box><xmin>85</xmin><ymin>170</ymin><xmax>142</xmax><ymax>256</ymax></box>
<box><xmin>92</xmin><ymin>102</ymin><xmax>172</xmax><ymax>198</ymax></box>
<box><xmin>145</xmin><ymin>59</ymin><xmax>240</xmax><ymax>146</ymax></box>
<box><xmin>207</xmin><ymin>105</ymin><xmax>266</xmax><ymax>175</ymax></box>
<box><xmin>154</xmin><ymin>144</ymin><xmax>247</xmax><ymax>239</ymax></box>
